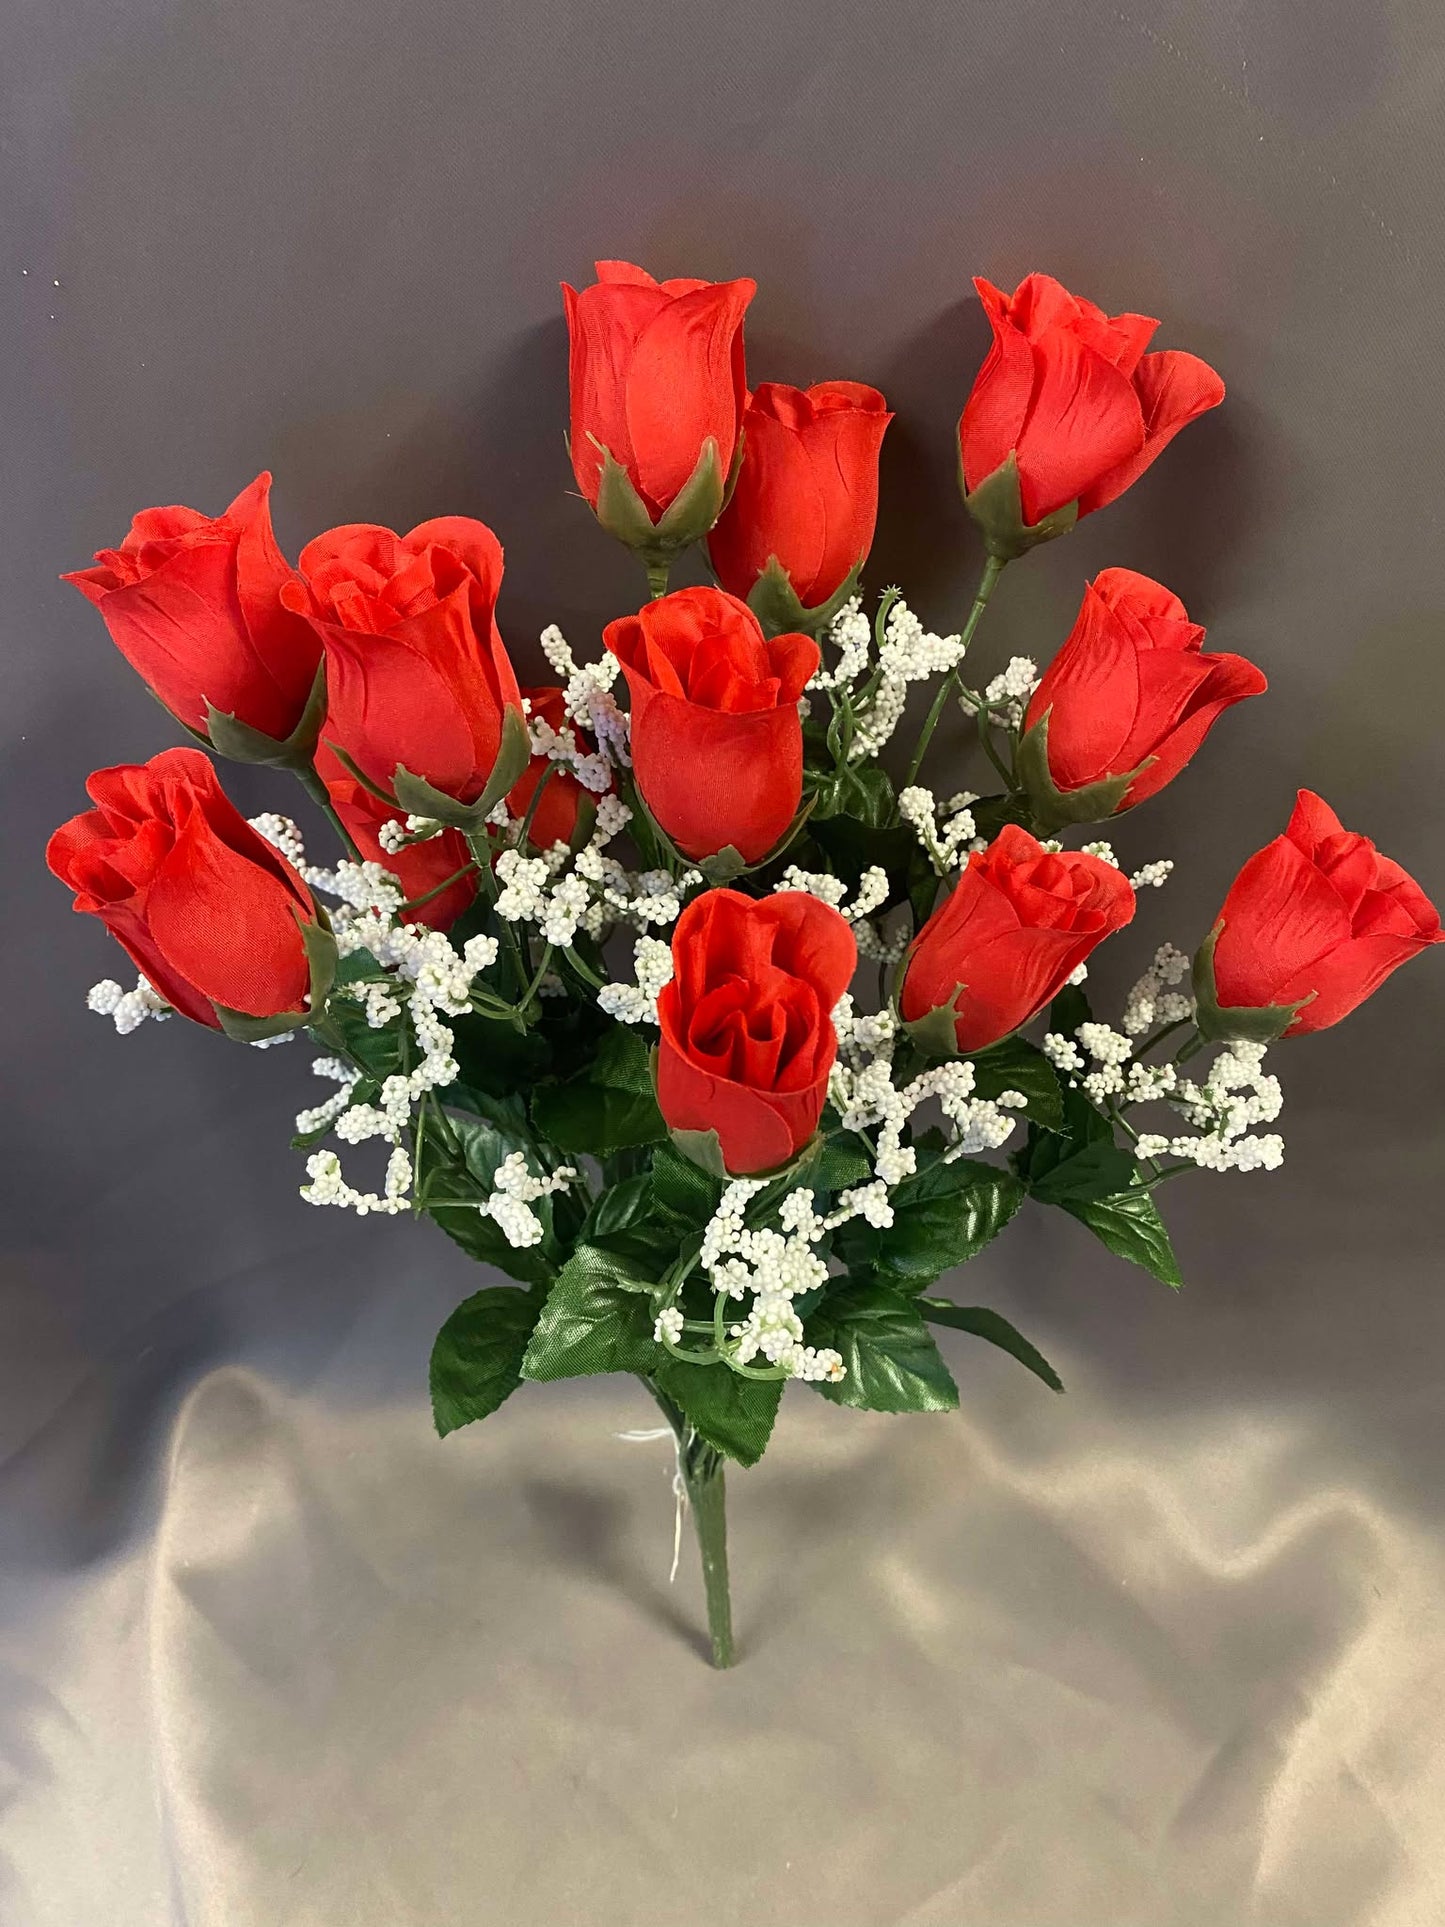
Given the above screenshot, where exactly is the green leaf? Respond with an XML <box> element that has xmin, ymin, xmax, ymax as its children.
<box><xmin>424</xmin><ymin>1184</ymin><xmax>557</xmax><ymax>1289</ymax></box>
<box><xmin>321</xmin><ymin>992</ymin><xmax>407</xmax><ymax>1082</ymax></box>
<box><xmin>582</xmin><ymin>1173</ymin><xmax>655</xmax><ymax>1241</ymax></box>
<box><xmin>810</xmin><ymin>1134</ymin><xmax>874</xmax><ymax>1200</ymax></box>
<box><xmin>652</xmin><ymin>1358</ymin><xmax>783</xmax><ymax>1467</ymax></box>
<box><xmin>966</xmin><ymin>1035</ymin><xmax>1063</xmax><ymax>1130</ymax></box>
<box><xmin>1063</xmin><ymin>1187</ymin><xmax>1183</xmax><ymax>1288</ymax></box>
<box><xmin>531</xmin><ymin>1024</ymin><xmax>668</xmax><ymax>1156</ymax></box>
<box><xmin>430</xmin><ymin>1286</ymin><xmax>542</xmax><ymax>1436</ymax></box>
<box><xmin>1048</xmin><ymin>982</ymin><xmax>1093</xmax><ymax>1037</ymax></box>
<box><xmin>520</xmin><ymin>1244</ymin><xmax>659</xmax><ymax>1382</ymax></box>
<box><xmin>1016</xmin><ymin>1076</ymin><xmax>1134</xmax><ymax>1207</ymax></box>
<box><xmin>451</xmin><ymin>1012</ymin><xmax>552</xmax><ymax>1099</ymax></box>
<box><xmin>838</xmin><ymin>1157</ymin><xmax>1025</xmax><ymax>1290</ymax></box>
<box><xmin>808</xmin><ymin>1281</ymin><xmax>959</xmax><ymax>1413</ymax></box>
<box><xmin>920</xmin><ymin>1300</ymin><xmax>1064</xmax><ymax>1391</ymax></box>
<box><xmin>1027</xmin><ymin>1136</ymin><xmax>1139</xmax><ymax>1206</ymax></box>
<box><xmin>815</xmin><ymin>762</ymin><xmax>898</xmax><ymax>830</ymax></box>
<box><xmin>592</xmin><ymin>1024</ymin><xmax>655</xmax><ymax>1094</ymax></box>
<box><xmin>650</xmin><ymin>1145</ymin><xmax>723</xmax><ymax>1227</ymax></box>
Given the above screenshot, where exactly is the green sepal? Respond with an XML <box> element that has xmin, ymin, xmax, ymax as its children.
<box><xmin>388</xmin><ymin>704</ymin><xmax>534</xmax><ymax>834</ymax></box>
<box><xmin>901</xmin><ymin>984</ymin><xmax>965</xmax><ymax>1057</ymax></box>
<box><xmin>668</xmin><ymin>1127</ymin><xmax>733</xmax><ymax>1180</ymax></box>
<box><xmin>919</xmin><ymin>1299</ymin><xmax>1064</xmax><ymax>1391</ymax></box>
<box><xmin>960</xmin><ymin>450</ymin><xmax>1078</xmax><ymax>561</ymax></box>
<box><xmin>1015</xmin><ymin>710</ymin><xmax>1151</xmax><ymax>832</ymax></box>
<box><xmin>629</xmin><ymin>775</ymin><xmax>816</xmax><ymax>884</ymax></box>
<box><xmin>203</xmin><ymin>658</ymin><xmax>328</xmax><ymax>771</ymax></box>
<box><xmin>1191</xmin><ymin>922</ymin><xmax>1312</xmax><ymax>1043</ymax></box>
<box><xmin>745</xmin><ymin>553</ymin><xmax>863</xmax><ymax>640</ymax></box>
<box><xmin>591</xmin><ymin>436</ymin><xmax>728</xmax><ymax>566</ymax></box>
<box><xmin>212</xmin><ymin>911</ymin><xmax>338</xmax><ymax>1043</ymax></box>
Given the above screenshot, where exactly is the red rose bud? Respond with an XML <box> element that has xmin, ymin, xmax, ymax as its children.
<box><xmin>708</xmin><ymin>381</ymin><xmax>892</xmax><ymax>631</ymax></box>
<box><xmin>507</xmin><ymin>686</ymin><xmax>594</xmax><ymax>850</ymax></box>
<box><xmin>563</xmin><ymin>261</ymin><xmax>755</xmax><ymax>568</ymax></box>
<box><xmin>1020</xmin><ymin>568</ymin><xmax>1266</xmax><ymax>826</ymax></box>
<box><xmin>315</xmin><ymin>745</ymin><xmax>477</xmax><ymax>933</ymax></box>
<box><xmin>657</xmin><ymin>888</ymin><xmax>857</xmax><ymax>1175</ymax></box>
<box><xmin>63</xmin><ymin>472</ymin><xmax>323</xmax><ymax>748</ymax></box>
<box><xmin>1200</xmin><ymin>790</ymin><xmax>1442</xmax><ymax>1040</ymax></box>
<box><xmin>604</xmin><ymin>587</ymin><xmax>818</xmax><ymax>864</ymax></box>
<box><xmin>959</xmin><ymin>274</ymin><xmax>1224</xmax><ymax>555</ymax></box>
<box><xmin>902</xmin><ymin>825</ymin><xmax>1136</xmax><ymax>1052</ymax></box>
<box><xmin>286</xmin><ymin>517</ymin><xmax>526</xmax><ymax>816</ymax></box>
<box><xmin>46</xmin><ymin>747</ymin><xmax>324</xmax><ymax>1030</ymax></box>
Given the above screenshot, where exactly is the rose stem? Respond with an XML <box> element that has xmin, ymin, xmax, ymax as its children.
<box><xmin>294</xmin><ymin>763</ymin><xmax>363</xmax><ymax>862</ymax></box>
<box><xmin>904</xmin><ymin>550</ymin><xmax>1008</xmax><ymax>788</ymax></box>
<box><xmin>643</xmin><ymin>1376</ymin><xmax>736</xmax><ymax>1668</ymax></box>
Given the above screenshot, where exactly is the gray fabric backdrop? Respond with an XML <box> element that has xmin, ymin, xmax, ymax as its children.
<box><xmin>4</xmin><ymin>2</ymin><xmax>1444</xmax><ymax>1922</ymax></box>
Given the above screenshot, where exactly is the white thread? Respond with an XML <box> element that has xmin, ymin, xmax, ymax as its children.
<box><xmin>615</xmin><ymin>1427</ymin><xmax>688</xmax><ymax>1582</ymax></box>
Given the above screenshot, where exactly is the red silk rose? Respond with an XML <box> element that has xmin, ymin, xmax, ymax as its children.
<box><xmin>1206</xmin><ymin>790</ymin><xmax>1443</xmax><ymax>1037</ymax></box>
<box><xmin>707</xmin><ymin>381</ymin><xmax>892</xmax><ymax>620</ymax></box>
<box><xmin>316</xmin><ymin>745</ymin><xmax>477</xmax><ymax>932</ymax></box>
<box><xmin>564</xmin><ymin>261</ymin><xmax>755</xmax><ymax>556</ymax></box>
<box><xmin>902</xmin><ymin>825</ymin><xmax>1136</xmax><ymax>1052</ymax></box>
<box><xmin>63</xmin><ymin>472</ymin><xmax>322</xmax><ymax>744</ymax></box>
<box><xmin>1021</xmin><ymin>567</ymin><xmax>1266</xmax><ymax>820</ymax></box>
<box><xmin>604</xmin><ymin>587</ymin><xmax>818</xmax><ymax>863</ymax></box>
<box><xmin>46</xmin><ymin>747</ymin><xmax>319</xmax><ymax>1028</ymax></box>
<box><xmin>656</xmin><ymin>888</ymin><xmax>857</xmax><ymax>1175</ymax></box>
<box><xmin>507</xmin><ymin>686</ymin><xmax>592</xmax><ymax>850</ymax></box>
<box><xmin>959</xmin><ymin>273</ymin><xmax>1225</xmax><ymax>531</ymax></box>
<box><xmin>285</xmin><ymin>517</ymin><xmax>523</xmax><ymax>807</ymax></box>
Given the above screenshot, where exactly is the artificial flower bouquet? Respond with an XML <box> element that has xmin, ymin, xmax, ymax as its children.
<box><xmin>49</xmin><ymin>264</ymin><xmax>1442</xmax><ymax>1667</ymax></box>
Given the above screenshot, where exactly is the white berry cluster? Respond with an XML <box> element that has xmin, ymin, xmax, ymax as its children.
<box><xmin>688</xmin><ymin>1179</ymin><xmax>847</xmax><ymax>1382</ymax></box>
<box><xmin>810</xmin><ymin>599</ymin><xmax>872</xmax><ymax>693</ymax></box>
<box><xmin>773</xmin><ymin>863</ymin><xmax>890</xmax><ymax>922</ymax></box>
<box><xmin>376</xmin><ymin>813</ymin><xmax>442</xmax><ymax>857</ymax></box>
<box><xmin>248</xmin><ymin>827</ymin><xmax>503</xmax><ymax>1218</ymax></box>
<box><xmin>1121</xmin><ymin>943</ymin><xmax>1195</xmax><ymax>1038</ymax></box>
<box><xmin>478</xmin><ymin>1151</ymin><xmax>578</xmax><ymax>1249</ymax></box>
<box><xmin>1045</xmin><ymin>942</ymin><xmax>1288</xmax><ymax>1176</ymax></box>
<box><xmin>597</xmin><ymin>935</ymin><xmax>675</xmax><ymax>1025</ymax></box>
<box><xmin>977</xmin><ymin>654</ymin><xmax>1039</xmax><ymax>730</ymax></box>
<box><xmin>897</xmin><ymin>786</ymin><xmax>980</xmax><ymax>874</ymax></box>
<box><xmin>86</xmin><ymin>973</ymin><xmax>171</xmax><ymax>1035</ymax></box>
<box><xmin>300</xmin><ymin>1144</ymin><xmax>414</xmax><ymax>1216</ymax></box>
<box><xmin>1132</xmin><ymin>1040</ymin><xmax>1285</xmax><ymax>1172</ymax></box>
<box><xmin>538</xmin><ymin>623</ymin><xmax>631</xmax><ymax>782</ymax></box>
<box><xmin>815</xmin><ymin>594</ymin><xmax>968</xmax><ymax>763</ymax></box>
<box><xmin>1073</xmin><ymin>843</ymin><xmax>1174</xmax><ymax>892</ymax></box>
<box><xmin>492</xmin><ymin>793</ymin><xmax>699</xmax><ymax>949</ymax></box>
<box><xmin>830</xmin><ymin>996</ymin><xmax>1025</xmax><ymax>1177</ymax></box>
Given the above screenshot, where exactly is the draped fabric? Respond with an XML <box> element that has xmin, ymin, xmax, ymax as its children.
<box><xmin>6</xmin><ymin>0</ymin><xmax>1445</xmax><ymax>1920</ymax></box>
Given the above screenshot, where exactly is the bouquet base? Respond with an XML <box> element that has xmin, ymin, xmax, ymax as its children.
<box><xmin>645</xmin><ymin>1378</ymin><xmax>736</xmax><ymax>1668</ymax></box>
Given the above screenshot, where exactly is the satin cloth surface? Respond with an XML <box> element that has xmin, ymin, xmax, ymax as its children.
<box><xmin>6</xmin><ymin>1136</ymin><xmax>1444</xmax><ymax>1927</ymax></box>
<box><xmin>8</xmin><ymin>0</ymin><xmax>1445</xmax><ymax>1919</ymax></box>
